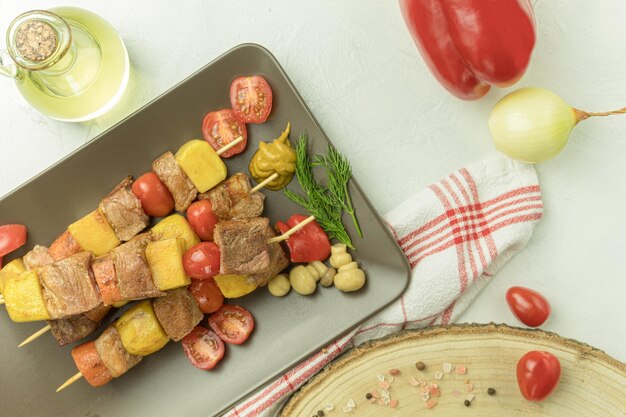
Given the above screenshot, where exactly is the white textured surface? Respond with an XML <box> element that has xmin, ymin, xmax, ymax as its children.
<box><xmin>1</xmin><ymin>0</ymin><xmax>625</xmax><ymax>363</ymax></box>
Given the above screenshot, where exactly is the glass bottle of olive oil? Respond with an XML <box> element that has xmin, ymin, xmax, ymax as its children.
<box><xmin>0</xmin><ymin>7</ymin><xmax>129</xmax><ymax>122</ymax></box>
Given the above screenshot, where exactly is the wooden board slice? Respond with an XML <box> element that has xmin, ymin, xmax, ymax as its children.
<box><xmin>280</xmin><ymin>324</ymin><xmax>626</xmax><ymax>417</ymax></box>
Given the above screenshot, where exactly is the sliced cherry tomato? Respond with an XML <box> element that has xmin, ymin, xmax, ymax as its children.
<box><xmin>229</xmin><ymin>75</ymin><xmax>273</xmax><ymax>124</ymax></box>
<box><xmin>181</xmin><ymin>326</ymin><xmax>225</xmax><ymax>370</ymax></box>
<box><xmin>189</xmin><ymin>278</ymin><xmax>224</xmax><ymax>314</ymax></box>
<box><xmin>186</xmin><ymin>201</ymin><xmax>219</xmax><ymax>241</ymax></box>
<box><xmin>201</xmin><ymin>109</ymin><xmax>247</xmax><ymax>158</ymax></box>
<box><xmin>275</xmin><ymin>214</ymin><xmax>331</xmax><ymax>263</ymax></box>
<box><xmin>517</xmin><ymin>351</ymin><xmax>561</xmax><ymax>401</ymax></box>
<box><xmin>131</xmin><ymin>172</ymin><xmax>175</xmax><ymax>217</ymax></box>
<box><xmin>184</xmin><ymin>242</ymin><xmax>221</xmax><ymax>280</ymax></box>
<box><xmin>506</xmin><ymin>286</ymin><xmax>551</xmax><ymax>327</ymax></box>
<box><xmin>208</xmin><ymin>305</ymin><xmax>254</xmax><ymax>345</ymax></box>
<box><xmin>0</xmin><ymin>224</ymin><xmax>27</xmax><ymax>257</ymax></box>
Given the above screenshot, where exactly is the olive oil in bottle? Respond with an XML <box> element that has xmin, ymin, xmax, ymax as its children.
<box><xmin>0</xmin><ymin>7</ymin><xmax>130</xmax><ymax>122</ymax></box>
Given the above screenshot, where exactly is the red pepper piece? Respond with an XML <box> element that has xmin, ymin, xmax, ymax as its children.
<box><xmin>0</xmin><ymin>224</ymin><xmax>27</xmax><ymax>258</ymax></box>
<box><xmin>400</xmin><ymin>0</ymin><xmax>535</xmax><ymax>99</ymax></box>
<box><xmin>276</xmin><ymin>214</ymin><xmax>331</xmax><ymax>263</ymax></box>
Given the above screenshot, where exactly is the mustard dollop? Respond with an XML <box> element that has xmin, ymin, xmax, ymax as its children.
<box><xmin>249</xmin><ymin>122</ymin><xmax>296</xmax><ymax>190</ymax></box>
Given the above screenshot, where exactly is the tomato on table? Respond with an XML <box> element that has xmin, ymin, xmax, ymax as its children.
<box><xmin>184</xmin><ymin>242</ymin><xmax>221</xmax><ymax>280</ymax></box>
<box><xmin>208</xmin><ymin>304</ymin><xmax>254</xmax><ymax>345</ymax></box>
<box><xmin>229</xmin><ymin>75</ymin><xmax>273</xmax><ymax>124</ymax></box>
<box><xmin>0</xmin><ymin>224</ymin><xmax>27</xmax><ymax>258</ymax></box>
<box><xmin>276</xmin><ymin>214</ymin><xmax>331</xmax><ymax>263</ymax></box>
<box><xmin>202</xmin><ymin>109</ymin><xmax>247</xmax><ymax>158</ymax></box>
<box><xmin>181</xmin><ymin>326</ymin><xmax>225</xmax><ymax>370</ymax></box>
<box><xmin>506</xmin><ymin>286</ymin><xmax>551</xmax><ymax>327</ymax></box>
<box><xmin>189</xmin><ymin>278</ymin><xmax>224</xmax><ymax>314</ymax></box>
<box><xmin>517</xmin><ymin>351</ymin><xmax>561</xmax><ymax>402</ymax></box>
<box><xmin>131</xmin><ymin>172</ymin><xmax>175</xmax><ymax>217</ymax></box>
<box><xmin>186</xmin><ymin>201</ymin><xmax>219</xmax><ymax>241</ymax></box>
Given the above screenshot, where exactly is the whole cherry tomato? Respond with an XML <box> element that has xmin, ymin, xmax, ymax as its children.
<box><xmin>506</xmin><ymin>286</ymin><xmax>551</xmax><ymax>327</ymax></box>
<box><xmin>131</xmin><ymin>172</ymin><xmax>175</xmax><ymax>217</ymax></box>
<box><xmin>517</xmin><ymin>351</ymin><xmax>561</xmax><ymax>401</ymax></box>
<box><xmin>0</xmin><ymin>224</ymin><xmax>27</xmax><ymax>257</ymax></box>
<box><xmin>230</xmin><ymin>75</ymin><xmax>273</xmax><ymax>123</ymax></box>
<box><xmin>181</xmin><ymin>326</ymin><xmax>225</xmax><ymax>370</ymax></box>
<box><xmin>208</xmin><ymin>304</ymin><xmax>255</xmax><ymax>345</ymax></box>
<box><xmin>186</xmin><ymin>200</ymin><xmax>219</xmax><ymax>241</ymax></box>
<box><xmin>183</xmin><ymin>242</ymin><xmax>221</xmax><ymax>280</ymax></box>
<box><xmin>189</xmin><ymin>278</ymin><xmax>224</xmax><ymax>314</ymax></box>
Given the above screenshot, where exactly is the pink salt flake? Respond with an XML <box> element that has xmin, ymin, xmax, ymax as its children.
<box><xmin>389</xmin><ymin>399</ymin><xmax>398</xmax><ymax>409</ymax></box>
<box><xmin>455</xmin><ymin>365</ymin><xmax>467</xmax><ymax>375</ymax></box>
<box><xmin>425</xmin><ymin>398</ymin><xmax>438</xmax><ymax>409</ymax></box>
<box><xmin>389</xmin><ymin>368</ymin><xmax>401</xmax><ymax>376</ymax></box>
<box><xmin>451</xmin><ymin>389</ymin><xmax>462</xmax><ymax>397</ymax></box>
<box><xmin>430</xmin><ymin>387</ymin><xmax>440</xmax><ymax>397</ymax></box>
<box><xmin>377</xmin><ymin>399</ymin><xmax>385</xmax><ymax>406</ymax></box>
<box><xmin>371</xmin><ymin>390</ymin><xmax>380</xmax><ymax>399</ymax></box>
<box><xmin>465</xmin><ymin>383</ymin><xmax>474</xmax><ymax>392</ymax></box>
<box><xmin>408</xmin><ymin>377</ymin><xmax>419</xmax><ymax>387</ymax></box>
<box><xmin>379</xmin><ymin>381</ymin><xmax>391</xmax><ymax>390</ymax></box>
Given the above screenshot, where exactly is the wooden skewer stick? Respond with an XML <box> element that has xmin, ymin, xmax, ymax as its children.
<box><xmin>18</xmin><ymin>324</ymin><xmax>51</xmax><ymax>348</ymax></box>
<box><xmin>268</xmin><ymin>215</ymin><xmax>316</xmax><ymax>244</ymax></box>
<box><xmin>216</xmin><ymin>136</ymin><xmax>244</xmax><ymax>156</ymax></box>
<box><xmin>56</xmin><ymin>371</ymin><xmax>83</xmax><ymax>393</ymax></box>
<box><xmin>250</xmin><ymin>172</ymin><xmax>279</xmax><ymax>194</ymax></box>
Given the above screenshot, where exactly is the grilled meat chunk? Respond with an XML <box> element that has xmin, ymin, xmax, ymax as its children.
<box><xmin>48</xmin><ymin>303</ymin><xmax>111</xmax><ymax>346</ymax></box>
<box><xmin>38</xmin><ymin>251</ymin><xmax>101</xmax><ymax>319</ymax></box>
<box><xmin>153</xmin><ymin>288</ymin><xmax>203</xmax><ymax>342</ymax></box>
<box><xmin>112</xmin><ymin>232</ymin><xmax>165</xmax><ymax>301</ymax></box>
<box><xmin>152</xmin><ymin>151</ymin><xmax>197</xmax><ymax>212</ymax></box>
<box><xmin>48</xmin><ymin>230</ymin><xmax>83</xmax><ymax>261</ymax></box>
<box><xmin>94</xmin><ymin>325</ymin><xmax>142</xmax><ymax>378</ymax></box>
<box><xmin>248</xmin><ymin>226</ymin><xmax>290</xmax><ymax>287</ymax></box>
<box><xmin>214</xmin><ymin>217</ymin><xmax>271</xmax><ymax>276</ymax></box>
<box><xmin>92</xmin><ymin>255</ymin><xmax>121</xmax><ymax>306</ymax></box>
<box><xmin>99</xmin><ymin>176</ymin><xmax>149</xmax><ymax>241</ymax></box>
<box><xmin>23</xmin><ymin>245</ymin><xmax>55</xmax><ymax>270</ymax></box>
<box><xmin>198</xmin><ymin>173</ymin><xmax>265</xmax><ymax>220</ymax></box>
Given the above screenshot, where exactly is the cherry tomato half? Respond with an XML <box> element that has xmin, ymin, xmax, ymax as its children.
<box><xmin>181</xmin><ymin>326</ymin><xmax>225</xmax><ymax>370</ymax></box>
<box><xmin>184</xmin><ymin>242</ymin><xmax>221</xmax><ymax>280</ymax></box>
<box><xmin>229</xmin><ymin>75</ymin><xmax>273</xmax><ymax>124</ymax></box>
<box><xmin>186</xmin><ymin>200</ymin><xmax>219</xmax><ymax>241</ymax></box>
<box><xmin>201</xmin><ymin>109</ymin><xmax>247</xmax><ymax>158</ymax></box>
<box><xmin>506</xmin><ymin>286</ymin><xmax>551</xmax><ymax>327</ymax></box>
<box><xmin>0</xmin><ymin>224</ymin><xmax>27</xmax><ymax>257</ymax></box>
<box><xmin>189</xmin><ymin>278</ymin><xmax>224</xmax><ymax>314</ymax></box>
<box><xmin>208</xmin><ymin>304</ymin><xmax>255</xmax><ymax>345</ymax></box>
<box><xmin>131</xmin><ymin>172</ymin><xmax>175</xmax><ymax>217</ymax></box>
<box><xmin>517</xmin><ymin>351</ymin><xmax>561</xmax><ymax>402</ymax></box>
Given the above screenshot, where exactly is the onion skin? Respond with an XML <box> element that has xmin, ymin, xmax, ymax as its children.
<box><xmin>488</xmin><ymin>88</ymin><xmax>577</xmax><ymax>163</ymax></box>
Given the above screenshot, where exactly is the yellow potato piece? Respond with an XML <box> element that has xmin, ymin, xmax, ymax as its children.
<box><xmin>175</xmin><ymin>139</ymin><xmax>227</xmax><ymax>193</ymax></box>
<box><xmin>214</xmin><ymin>274</ymin><xmax>257</xmax><ymax>298</ymax></box>
<box><xmin>115</xmin><ymin>300</ymin><xmax>169</xmax><ymax>356</ymax></box>
<box><xmin>4</xmin><ymin>269</ymin><xmax>50</xmax><ymax>322</ymax></box>
<box><xmin>151</xmin><ymin>214</ymin><xmax>199</xmax><ymax>252</ymax></box>
<box><xmin>146</xmin><ymin>238</ymin><xmax>190</xmax><ymax>291</ymax></box>
<box><xmin>0</xmin><ymin>258</ymin><xmax>25</xmax><ymax>294</ymax></box>
<box><xmin>68</xmin><ymin>210</ymin><xmax>120</xmax><ymax>256</ymax></box>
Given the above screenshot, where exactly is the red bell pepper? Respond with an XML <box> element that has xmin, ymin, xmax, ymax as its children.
<box><xmin>276</xmin><ymin>214</ymin><xmax>331</xmax><ymax>263</ymax></box>
<box><xmin>0</xmin><ymin>224</ymin><xmax>27</xmax><ymax>258</ymax></box>
<box><xmin>400</xmin><ymin>0</ymin><xmax>536</xmax><ymax>100</ymax></box>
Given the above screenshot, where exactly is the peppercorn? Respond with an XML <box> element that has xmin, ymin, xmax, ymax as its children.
<box><xmin>365</xmin><ymin>393</ymin><xmax>373</xmax><ymax>400</ymax></box>
<box><xmin>464</xmin><ymin>399</ymin><xmax>471</xmax><ymax>407</ymax></box>
<box><xmin>415</xmin><ymin>361</ymin><xmax>426</xmax><ymax>370</ymax></box>
<box><xmin>317</xmin><ymin>410</ymin><xmax>325</xmax><ymax>417</ymax></box>
<box><xmin>488</xmin><ymin>387</ymin><xmax>496</xmax><ymax>396</ymax></box>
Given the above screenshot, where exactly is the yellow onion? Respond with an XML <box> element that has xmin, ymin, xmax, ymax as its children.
<box><xmin>488</xmin><ymin>87</ymin><xmax>626</xmax><ymax>163</ymax></box>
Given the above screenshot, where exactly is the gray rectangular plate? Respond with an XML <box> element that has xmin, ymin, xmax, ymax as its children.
<box><xmin>0</xmin><ymin>44</ymin><xmax>410</xmax><ymax>417</ymax></box>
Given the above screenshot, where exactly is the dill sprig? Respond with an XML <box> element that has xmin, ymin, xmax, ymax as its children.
<box><xmin>284</xmin><ymin>132</ymin><xmax>361</xmax><ymax>249</ymax></box>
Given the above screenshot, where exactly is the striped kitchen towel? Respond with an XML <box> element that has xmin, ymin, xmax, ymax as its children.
<box><xmin>225</xmin><ymin>155</ymin><xmax>543</xmax><ymax>417</ymax></box>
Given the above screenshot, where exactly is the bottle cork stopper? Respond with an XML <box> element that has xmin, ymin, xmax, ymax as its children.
<box><xmin>14</xmin><ymin>19</ymin><xmax>58</xmax><ymax>62</ymax></box>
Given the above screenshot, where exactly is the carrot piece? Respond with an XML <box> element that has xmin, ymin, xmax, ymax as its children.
<box><xmin>71</xmin><ymin>341</ymin><xmax>113</xmax><ymax>387</ymax></box>
<box><xmin>92</xmin><ymin>256</ymin><xmax>122</xmax><ymax>306</ymax></box>
<box><xmin>48</xmin><ymin>230</ymin><xmax>83</xmax><ymax>261</ymax></box>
